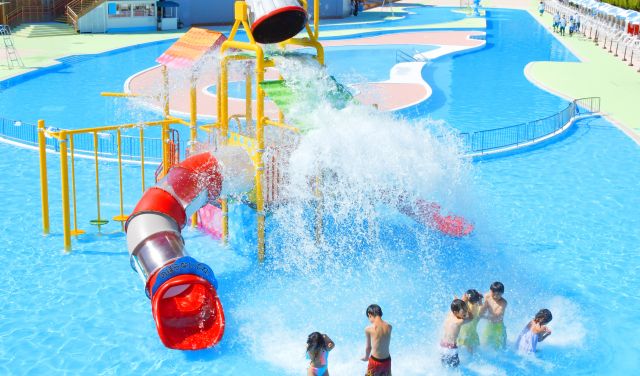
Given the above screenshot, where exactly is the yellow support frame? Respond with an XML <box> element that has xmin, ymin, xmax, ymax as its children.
<box><xmin>217</xmin><ymin>0</ymin><xmax>324</xmax><ymax>261</ymax></box>
<box><xmin>38</xmin><ymin>0</ymin><xmax>324</xmax><ymax>255</ymax></box>
<box><xmin>40</xmin><ymin>118</ymin><xmax>182</xmax><ymax>252</ymax></box>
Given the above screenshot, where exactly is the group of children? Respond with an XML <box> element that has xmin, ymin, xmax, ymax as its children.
<box><xmin>553</xmin><ymin>12</ymin><xmax>581</xmax><ymax>37</ymax></box>
<box><xmin>440</xmin><ymin>281</ymin><xmax>552</xmax><ymax>369</ymax></box>
<box><xmin>305</xmin><ymin>283</ymin><xmax>552</xmax><ymax>375</ymax></box>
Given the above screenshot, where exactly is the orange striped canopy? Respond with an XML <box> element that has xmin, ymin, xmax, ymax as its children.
<box><xmin>156</xmin><ymin>27</ymin><xmax>227</xmax><ymax>69</ymax></box>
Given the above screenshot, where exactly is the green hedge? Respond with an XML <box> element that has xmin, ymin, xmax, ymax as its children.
<box><xmin>601</xmin><ymin>0</ymin><xmax>640</xmax><ymax>11</ymax></box>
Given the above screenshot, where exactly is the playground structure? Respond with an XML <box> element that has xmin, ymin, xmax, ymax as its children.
<box><xmin>37</xmin><ymin>0</ymin><xmax>326</xmax><ymax>350</ymax></box>
<box><xmin>37</xmin><ymin>0</ymin><xmax>475</xmax><ymax>350</ymax></box>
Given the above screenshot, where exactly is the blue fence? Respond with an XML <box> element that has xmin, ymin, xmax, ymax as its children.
<box><xmin>0</xmin><ymin>118</ymin><xmax>167</xmax><ymax>162</ymax></box>
<box><xmin>1</xmin><ymin>97</ymin><xmax>601</xmax><ymax>161</ymax></box>
<box><xmin>460</xmin><ymin>97</ymin><xmax>600</xmax><ymax>154</ymax></box>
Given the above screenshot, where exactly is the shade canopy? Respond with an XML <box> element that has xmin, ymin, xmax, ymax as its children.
<box><xmin>156</xmin><ymin>28</ymin><xmax>227</xmax><ymax>69</ymax></box>
<box><xmin>157</xmin><ymin>1</ymin><xmax>179</xmax><ymax>8</ymax></box>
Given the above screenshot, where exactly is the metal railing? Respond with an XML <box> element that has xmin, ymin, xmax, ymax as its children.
<box><xmin>460</xmin><ymin>97</ymin><xmax>600</xmax><ymax>155</ymax></box>
<box><xmin>66</xmin><ymin>0</ymin><xmax>107</xmax><ymax>31</ymax></box>
<box><xmin>0</xmin><ymin>117</ymin><xmax>171</xmax><ymax>162</ymax></box>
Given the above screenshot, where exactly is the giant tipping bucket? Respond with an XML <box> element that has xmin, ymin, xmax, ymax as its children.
<box><xmin>246</xmin><ymin>0</ymin><xmax>308</xmax><ymax>44</ymax></box>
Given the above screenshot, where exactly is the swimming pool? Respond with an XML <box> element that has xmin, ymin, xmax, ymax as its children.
<box><xmin>1</xmin><ymin>6</ymin><xmax>639</xmax><ymax>376</ymax></box>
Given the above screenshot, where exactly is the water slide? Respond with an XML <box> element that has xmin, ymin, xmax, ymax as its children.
<box><xmin>125</xmin><ymin>152</ymin><xmax>225</xmax><ymax>350</ymax></box>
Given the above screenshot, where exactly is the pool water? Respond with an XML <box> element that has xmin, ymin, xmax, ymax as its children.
<box><xmin>404</xmin><ymin>9</ymin><xmax>579</xmax><ymax>133</ymax></box>
<box><xmin>1</xmin><ymin>6</ymin><xmax>639</xmax><ymax>376</ymax></box>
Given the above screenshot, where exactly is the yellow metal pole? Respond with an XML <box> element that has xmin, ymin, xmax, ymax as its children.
<box><xmin>37</xmin><ymin>120</ymin><xmax>49</xmax><ymax>235</ymax></box>
<box><xmin>221</xmin><ymin>198</ymin><xmax>228</xmax><ymax>244</ymax></box>
<box><xmin>69</xmin><ymin>135</ymin><xmax>84</xmax><ymax>236</ymax></box>
<box><xmin>255</xmin><ymin>50</ymin><xmax>266</xmax><ymax>262</ymax></box>
<box><xmin>190</xmin><ymin>79</ymin><xmax>198</xmax><ymax>227</ymax></box>
<box><xmin>314</xmin><ymin>0</ymin><xmax>319</xmax><ymax>40</ymax></box>
<box><xmin>92</xmin><ymin>132</ymin><xmax>105</xmax><ymax>231</ymax></box>
<box><xmin>59</xmin><ymin>131</ymin><xmax>71</xmax><ymax>252</ymax></box>
<box><xmin>190</xmin><ymin>82</ymin><xmax>198</xmax><ymax>148</ymax></box>
<box><xmin>161</xmin><ymin>122</ymin><xmax>170</xmax><ymax>177</ymax></box>
<box><xmin>139</xmin><ymin>127</ymin><xmax>146</xmax><ymax>192</ymax></box>
<box><xmin>220</xmin><ymin>59</ymin><xmax>229</xmax><ymax>141</ymax></box>
<box><xmin>216</xmin><ymin>72</ymin><xmax>222</xmax><ymax>136</ymax></box>
<box><xmin>162</xmin><ymin>65</ymin><xmax>170</xmax><ymax>118</ymax></box>
<box><xmin>113</xmin><ymin>129</ymin><xmax>127</xmax><ymax>229</ymax></box>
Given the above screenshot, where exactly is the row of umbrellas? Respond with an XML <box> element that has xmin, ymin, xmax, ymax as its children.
<box><xmin>566</xmin><ymin>0</ymin><xmax>640</xmax><ymax>23</ymax></box>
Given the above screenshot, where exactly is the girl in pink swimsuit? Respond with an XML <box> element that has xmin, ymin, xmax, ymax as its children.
<box><xmin>307</xmin><ymin>332</ymin><xmax>335</xmax><ymax>376</ymax></box>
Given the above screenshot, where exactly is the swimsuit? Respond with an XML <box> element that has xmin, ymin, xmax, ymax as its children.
<box><xmin>515</xmin><ymin>323</ymin><xmax>539</xmax><ymax>354</ymax></box>
<box><xmin>307</xmin><ymin>349</ymin><xmax>329</xmax><ymax>376</ymax></box>
<box><xmin>458</xmin><ymin>305</ymin><xmax>481</xmax><ymax>349</ymax></box>
<box><xmin>483</xmin><ymin>321</ymin><xmax>506</xmax><ymax>350</ymax></box>
<box><xmin>366</xmin><ymin>355</ymin><xmax>391</xmax><ymax>376</ymax></box>
<box><xmin>440</xmin><ymin>341</ymin><xmax>460</xmax><ymax>368</ymax></box>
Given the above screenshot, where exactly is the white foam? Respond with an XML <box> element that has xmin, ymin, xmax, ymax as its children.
<box><xmin>543</xmin><ymin>296</ymin><xmax>587</xmax><ymax>348</ymax></box>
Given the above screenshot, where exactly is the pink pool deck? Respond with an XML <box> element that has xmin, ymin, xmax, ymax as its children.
<box><xmin>126</xmin><ymin>30</ymin><xmax>485</xmax><ymax>117</ymax></box>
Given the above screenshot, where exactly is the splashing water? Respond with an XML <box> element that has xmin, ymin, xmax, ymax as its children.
<box><xmin>227</xmin><ymin>54</ymin><xmax>477</xmax><ymax>375</ymax></box>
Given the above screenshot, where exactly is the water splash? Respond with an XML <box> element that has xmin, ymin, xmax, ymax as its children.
<box><xmin>230</xmin><ymin>54</ymin><xmax>476</xmax><ymax>375</ymax></box>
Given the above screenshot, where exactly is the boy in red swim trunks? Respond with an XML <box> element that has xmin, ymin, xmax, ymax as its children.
<box><xmin>361</xmin><ymin>304</ymin><xmax>392</xmax><ymax>376</ymax></box>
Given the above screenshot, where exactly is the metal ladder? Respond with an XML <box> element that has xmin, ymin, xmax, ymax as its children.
<box><xmin>1</xmin><ymin>25</ymin><xmax>25</xmax><ymax>69</ymax></box>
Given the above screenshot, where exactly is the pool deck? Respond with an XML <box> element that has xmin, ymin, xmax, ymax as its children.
<box><xmin>0</xmin><ymin>31</ymin><xmax>183</xmax><ymax>81</ymax></box>
<box><xmin>521</xmin><ymin>2</ymin><xmax>640</xmax><ymax>143</ymax></box>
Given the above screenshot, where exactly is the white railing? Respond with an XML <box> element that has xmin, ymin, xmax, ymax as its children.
<box><xmin>544</xmin><ymin>0</ymin><xmax>640</xmax><ymax>71</ymax></box>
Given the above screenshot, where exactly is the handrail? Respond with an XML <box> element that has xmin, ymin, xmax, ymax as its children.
<box><xmin>0</xmin><ymin>117</ymin><xmax>172</xmax><ymax>162</ymax></box>
<box><xmin>6</xmin><ymin>8</ymin><xmax>23</xmax><ymax>27</ymax></box>
<box><xmin>460</xmin><ymin>97</ymin><xmax>600</xmax><ymax>156</ymax></box>
<box><xmin>66</xmin><ymin>0</ymin><xmax>107</xmax><ymax>30</ymax></box>
<box><xmin>53</xmin><ymin>0</ymin><xmax>73</xmax><ymax>18</ymax></box>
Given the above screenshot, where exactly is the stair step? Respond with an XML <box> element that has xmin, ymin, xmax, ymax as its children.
<box><xmin>10</xmin><ymin>22</ymin><xmax>76</xmax><ymax>37</ymax></box>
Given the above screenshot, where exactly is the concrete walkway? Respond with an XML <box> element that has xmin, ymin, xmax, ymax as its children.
<box><xmin>0</xmin><ymin>31</ymin><xmax>183</xmax><ymax>81</ymax></box>
<box><xmin>523</xmin><ymin>3</ymin><xmax>640</xmax><ymax>141</ymax></box>
<box><xmin>403</xmin><ymin>0</ymin><xmax>640</xmax><ymax>140</ymax></box>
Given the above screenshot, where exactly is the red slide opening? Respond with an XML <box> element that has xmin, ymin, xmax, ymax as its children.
<box><xmin>151</xmin><ymin>274</ymin><xmax>225</xmax><ymax>350</ymax></box>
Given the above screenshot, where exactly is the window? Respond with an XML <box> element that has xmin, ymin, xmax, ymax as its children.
<box><xmin>133</xmin><ymin>4</ymin><xmax>155</xmax><ymax>17</ymax></box>
<box><xmin>108</xmin><ymin>3</ymin><xmax>132</xmax><ymax>18</ymax></box>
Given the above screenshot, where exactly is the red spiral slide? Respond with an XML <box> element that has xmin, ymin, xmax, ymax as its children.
<box><xmin>125</xmin><ymin>152</ymin><xmax>225</xmax><ymax>350</ymax></box>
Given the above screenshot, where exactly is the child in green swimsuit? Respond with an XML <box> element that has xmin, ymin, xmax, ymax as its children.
<box><xmin>457</xmin><ymin>289</ymin><xmax>484</xmax><ymax>353</ymax></box>
<box><xmin>482</xmin><ymin>281</ymin><xmax>507</xmax><ymax>350</ymax></box>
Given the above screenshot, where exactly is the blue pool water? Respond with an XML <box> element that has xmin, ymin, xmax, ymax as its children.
<box><xmin>404</xmin><ymin>9</ymin><xmax>579</xmax><ymax>133</ymax></box>
<box><xmin>1</xmin><ymin>6</ymin><xmax>639</xmax><ymax>376</ymax></box>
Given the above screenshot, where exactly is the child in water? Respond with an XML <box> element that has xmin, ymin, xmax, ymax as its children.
<box><xmin>482</xmin><ymin>281</ymin><xmax>508</xmax><ymax>350</ymax></box>
<box><xmin>440</xmin><ymin>297</ymin><xmax>473</xmax><ymax>368</ymax></box>
<box><xmin>457</xmin><ymin>289</ymin><xmax>484</xmax><ymax>353</ymax></box>
<box><xmin>515</xmin><ymin>309</ymin><xmax>552</xmax><ymax>354</ymax></box>
<box><xmin>307</xmin><ymin>332</ymin><xmax>335</xmax><ymax>376</ymax></box>
<box><xmin>361</xmin><ymin>304</ymin><xmax>392</xmax><ymax>376</ymax></box>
